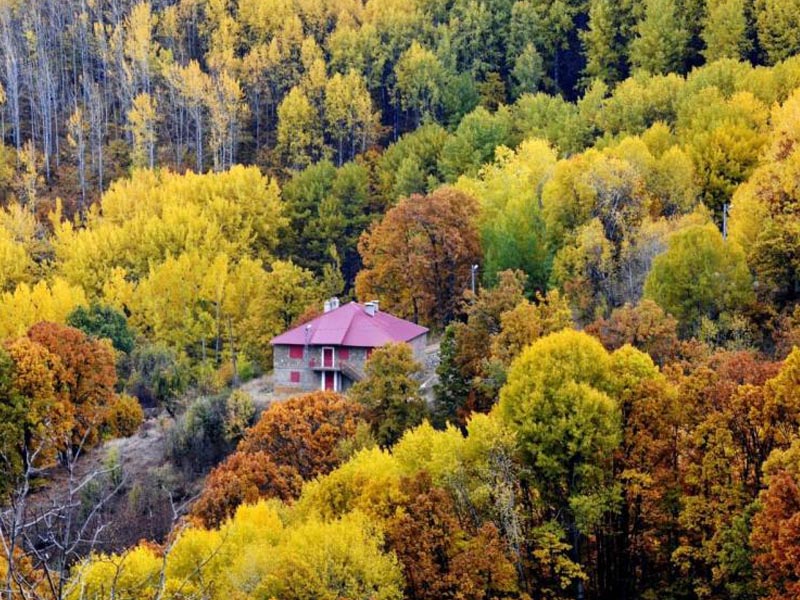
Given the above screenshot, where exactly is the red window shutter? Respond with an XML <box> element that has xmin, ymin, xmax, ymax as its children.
<box><xmin>366</xmin><ymin>348</ymin><xmax>373</xmax><ymax>359</ymax></box>
<box><xmin>340</xmin><ymin>348</ymin><xmax>350</xmax><ymax>360</ymax></box>
<box><xmin>290</xmin><ymin>371</ymin><xmax>300</xmax><ymax>383</ymax></box>
<box><xmin>289</xmin><ymin>345</ymin><xmax>303</xmax><ymax>359</ymax></box>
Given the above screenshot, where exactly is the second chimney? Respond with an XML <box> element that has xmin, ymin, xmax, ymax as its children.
<box><xmin>364</xmin><ymin>301</ymin><xmax>377</xmax><ymax>317</ymax></box>
<box><xmin>324</xmin><ymin>297</ymin><xmax>340</xmax><ymax>313</ymax></box>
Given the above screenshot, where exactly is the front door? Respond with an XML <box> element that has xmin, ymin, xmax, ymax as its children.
<box><xmin>324</xmin><ymin>371</ymin><xmax>335</xmax><ymax>391</ymax></box>
<box><xmin>323</xmin><ymin>347</ymin><xmax>334</xmax><ymax>368</ymax></box>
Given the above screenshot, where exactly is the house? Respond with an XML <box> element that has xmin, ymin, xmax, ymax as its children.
<box><xmin>270</xmin><ymin>298</ymin><xmax>428</xmax><ymax>393</ymax></box>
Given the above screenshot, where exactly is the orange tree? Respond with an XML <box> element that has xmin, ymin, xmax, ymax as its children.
<box><xmin>355</xmin><ymin>187</ymin><xmax>481</xmax><ymax>328</ymax></box>
<box><xmin>26</xmin><ymin>322</ymin><xmax>119</xmax><ymax>447</ymax></box>
<box><xmin>191</xmin><ymin>391</ymin><xmax>364</xmax><ymax>527</ymax></box>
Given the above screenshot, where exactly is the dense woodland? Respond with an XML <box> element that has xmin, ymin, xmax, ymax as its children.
<box><xmin>2</xmin><ymin>0</ymin><xmax>800</xmax><ymax>599</ymax></box>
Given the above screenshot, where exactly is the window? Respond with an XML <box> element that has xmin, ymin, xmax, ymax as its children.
<box><xmin>339</xmin><ymin>348</ymin><xmax>350</xmax><ymax>360</ymax></box>
<box><xmin>289</xmin><ymin>345</ymin><xmax>303</xmax><ymax>359</ymax></box>
<box><xmin>290</xmin><ymin>371</ymin><xmax>301</xmax><ymax>383</ymax></box>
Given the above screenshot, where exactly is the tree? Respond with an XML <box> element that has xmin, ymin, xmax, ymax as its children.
<box><xmin>644</xmin><ymin>223</ymin><xmax>754</xmax><ymax>335</ymax></box>
<box><xmin>490</xmin><ymin>290</ymin><xmax>574</xmax><ymax>367</ymax></box>
<box><xmin>728</xmin><ymin>109</ymin><xmax>800</xmax><ymax>309</ymax></box>
<box><xmin>349</xmin><ymin>343</ymin><xmax>426</xmax><ymax>448</ymax></box>
<box><xmin>438</xmin><ymin>106</ymin><xmax>515</xmax><ymax>181</ymax></box>
<box><xmin>629</xmin><ymin>0</ymin><xmax>688</xmax><ymax>75</ymax></box>
<box><xmin>581</xmin><ymin>0</ymin><xmax>636</xmax><ymax>85</ymax></box>
<box><xmin>191</xmin><ymin>391</ymin><xmax>364</xmax><ymax>527</ymax></box>
<box><xmin>126</xmin><ymin>343</ymin><xmax>188</xmax><ymax>411</ymax></box>
<box><xmin>355</xmin><ymin>187</ymin><xmax>482</xmax><ymax>328</ymax></box>
<box><xmin>128</xmin><ymin>93</ymin><xmax>158</xmax><ymax>169</ymax></box>
<box><xmin>585</xmin><ymin>300</ymin><xmax>682</xmax><ymax>366</ymax></box>
<box><xmin>276</xmin><ymin>86</ymin><xmax>327</xmax><ymax>170</ymax></box>
<box><xmin>0</xmin><ymin>339</ymin><xmax>68</xmax><ymax>494</ymax></box>
<box><xmin>324</xmin><ymin>71</ymin><xmax>381</xmax><ymax>165</ymax></box>
<box><xmin>27</xmin><ymin>322</ymin><xmax>119</xmax><ymax>447</ymax></box>
<box><xmin>69</xmin><ymin>502</ymin><xmax>404</xmax><ymax>600</ymax></box>
<box><xmin>67</xmin><ymin>304</ymin><xmax>135</xmax><ymax>354</ymax></box>
<box><xmin>511</xmin><ymin>44</ymin><xmax>545</xmax><ymax>95</ymax></box>
<box><xmin>702</xmin><ymin>0</ymin><xmax>750</xmax><ymax>62</ymax></box>
<box><xmin>166</xmin><ymin>60</ymin><xmax>212</xmax><ymax>172</ymax></box>
<box><xmin>207</xmin><ymin>71</ymin><xmax>247</xmax><ymax>171</ymax></box>
<box><xmin>395</xmin><ymin>42</ymin><xmax>446</xmax><ymax>125</ymax></box>
<box><xmin>385</xmin><ymin>473</ymin><xmax>518</xmax><ymax>600</ymax></box>
<box><xmin>755</xmin><ymin>0</ymin><xmax>800</xmax><ymax>64</ymax></box>
<box><xmin>456</xmin><ymin>139</ymin><xmax>557</xmax><ymax>293</ymax></box>
<box><xmin>751</xmin><ymin>438</ymin><xmax>800</xmax><ymax>600</ymax></box>
<box><xmin>432</xmin><ymin>324</ymin><xmax>471</xmax><ymax>428</ymax></box>
<box><xmin>496</xmin><ymin>329</ymin><xmax>622</xmax><ymax>596</ymax></box>
<box><xmin>0</xmin><ymin>226</ymin><xmax>32</xmax><ymax>295</ymax></box>
<box><xmin>0</xmin><ymin>279</ymin><xmax>87</xmax><ymax>340</ymax></box>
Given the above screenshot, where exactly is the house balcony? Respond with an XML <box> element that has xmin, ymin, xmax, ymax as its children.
<box><xmin>308</xmin><ymin>357</ymin><xmax>339</xmax><ymax>371</ymax></box>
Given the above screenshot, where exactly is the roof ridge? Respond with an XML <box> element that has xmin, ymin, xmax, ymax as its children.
<box><xmin>339</xmin><ymin>302</ymin><xmax>360</xmax><ymax>344</ymax></box>
<box><xmin>270</xmin><ymin>299</ymin><xmax>428</xmax><ymax>347</ymax></box>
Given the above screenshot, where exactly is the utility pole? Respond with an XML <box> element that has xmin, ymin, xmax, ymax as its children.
<box><xmin>723</xmin><ymin>203</ymin><xmax>730</xmax><ymax>240</ymax></box>
<box><xmin>471</xmin><ymin>264</ymin><xmax>479</xmax><ymax>295</ymax></box>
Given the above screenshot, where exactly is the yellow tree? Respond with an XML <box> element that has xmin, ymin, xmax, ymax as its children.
<box><xmin>277</xmin><ymin>86</ymin><xmax>327</xmax><ymax>170</ymax></box>
<box><xmin>167</xmin><ymin>60</ymin><xmax>211</xmax><ymax>172</ymax></box>
<box><xmin>324</xmin><ymin>70</ymin><xmax>381</xmax><ymax>165</ymax></box>
<box><xmin>207</xmin><ymin>71</ymin><xmax>247</xmax><ymax>171</ymax></box>
<box><xmin>128</xmin><ymin>92</ymin><xmax>158</xmax><ymax>169</ymax></box>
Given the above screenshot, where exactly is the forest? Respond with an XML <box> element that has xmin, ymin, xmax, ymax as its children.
<box><xmin>1</xmin><ymin>0</ymin><xmax>800</xmax><ymax>599</ymax></box>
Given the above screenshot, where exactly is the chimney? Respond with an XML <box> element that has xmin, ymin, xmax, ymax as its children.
<box><xmin>364</xmin><ymin>301</ymin><xmax>377</xmax><ymax>317</ymax></box>
<box><xmin>324</xmin><ymin>297</ymin><xmax>340</xmax><ymax>313</ymax></box>
<box><xmin>372</xmin><ymin>300</ymin><xmax>379</xmax><ymax>313</ymax></box>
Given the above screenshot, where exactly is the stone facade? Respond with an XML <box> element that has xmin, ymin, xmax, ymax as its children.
<box><xmin>272</xmin><ymin>333</ymin><xmax>428</xmax><ymax>395</ymax></box>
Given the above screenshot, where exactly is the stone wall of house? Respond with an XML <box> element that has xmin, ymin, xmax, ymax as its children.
<box><xmin>408</xmin><ymin>333</ymin><xmax>428</xmax><ymax>363</ymax></box>
<box><xmin>273</xmin><ymin>344</ymin><xmax>319</xmax><ymax>393</ymax></box>
<box><xmin>272</xmin><ymin>333</ymin><xmax>428</xmax><ymax>395</ymax></box>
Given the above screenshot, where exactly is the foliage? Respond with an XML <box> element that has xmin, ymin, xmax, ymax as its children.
<box><xmin>644</xmin><ymin>223</ymin><xmax>754</xmax><ymax>335</ymax></box>
<box><xmin>349</xmin><ymin>343</ymin><xmax>426</xmax><ymax>448</ymax></box>
<box><xmin>67</xmin><ymin>303</ymin><xmax>135</xmax><ymax>354</ymax></box>
<box><xmin>167</xmin><ymin>390</ymin><xmax>255</xmax><ymax>475</ymax></box>
<box><xmin>497</xmin><ymin>330</ymin><xmax>621</xmax><ymax>506</ymax></box>
<box><xmin>586</xmin><ymin>299</ymin><xmax>683</xmax><ymax>366</ymax></box>
<box><xmin>126</xmin><ymin>343</ymin><xmax>189</xmax><ymax>412</ymax></box>
<box><xmin>356</xmin><ymin>187</ymin><xmax>481</xmax><ymax>328</ymax></box>
<box><xmin>191</xmin><ymin>391</ymin><xmax>364</xmax><ymax>527</ymax></box>
<box><xmin>68</xmin><ymin>502</ymin><xmax>404</xmax><ymax>600</ymax></box>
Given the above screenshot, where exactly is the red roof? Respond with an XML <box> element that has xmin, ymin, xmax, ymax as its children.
<box><xmin>270</xmin><ymin>302</ymin><xmax>428</xmax><ymax>348</ymax></box>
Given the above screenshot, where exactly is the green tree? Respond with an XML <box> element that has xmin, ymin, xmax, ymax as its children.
<box><xmin>629</xmin><ymin>0</ymin><xmax>688</xmax><ymax>75</ymax></box>
<box><xmin>457</xmin><ymin>140</ymin><xmax>557</xmax><ymax>293</ymax></box>
<box><xmin>496</xmin><ymin>329</ymin><xmax>622</xmax><ymax>596</ymax></box>
<box><xmin>581</xmin><ymin>0</ymin><xmax>636</xmax><ymax>85</ymax></box>
<box><xmin>126</xmin><ymin>343</ymin><xmax>188</xmax><ymax>412</ymax></box>
<box><xmin>67</xmin><ymin>304</ymin><xmax>135</xmax><ymax>354</ymax></box>
<box><xmin>644</xmin><ymin>223</ymin><xmax>754</xmax><ymax>335</ymax></box>
<box><xmin>755</xmin><ymin>0</ymin><xmax>800</xmax><ymax>64</ymax></box>
<box><xmin>702</xmin><ymin>0</ymin><xmax>750</xmax><ymax>62</ymax></box>
<box><xmin>349</xmin><ymin>343</ymin><xmax>426</xmax><ymax>448</ymax></box>
<box><xmin>511</xmin><ymin>44</ymin><xmax>545</xmax><ymax>96</ymax></box>
<box><xmin>432</xmin><ymin>324</ymin><xmax>470</xmax><ymax>428</ymax></box>
<box><xmin>395</xmin><ymin>42</ymin><xmax>447</xmax><ymax>125</ymax></box>
<box><xmin>438</xmin><ymin>105</ymin><xmax>515</xmax><ymax>181</ymax></box>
